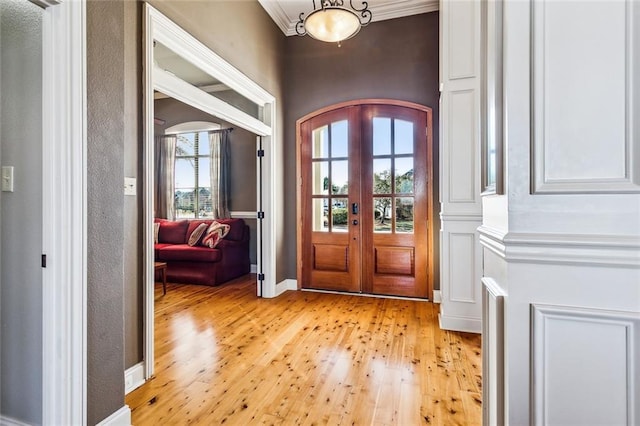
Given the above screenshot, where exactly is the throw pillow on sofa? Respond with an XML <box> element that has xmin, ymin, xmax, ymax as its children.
<box><xmin>188</xmin><ymin>222</ymin><xmax>208</xmax><ymax>246</ymax></box>
<box><xmin>202</xmin><ymin>221</ymin><xmax>230</xmax><ymax>248</ymax></box>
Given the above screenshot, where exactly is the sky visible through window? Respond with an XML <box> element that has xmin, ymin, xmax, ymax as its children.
<box><xmin>326</xmin><ymin>118</ymin><xmax>414</xmax><ymax>188</ymax></box>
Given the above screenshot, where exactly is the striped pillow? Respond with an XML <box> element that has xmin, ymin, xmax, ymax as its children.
<box><xmin>187</xmin><ymin>222</ymin><xmax>208</xmax><ymax>247</ymax></box>
<box><xmin>201</xmin><ymin>221</ymin><xmax>231</xmax><ymax>248</ymax></box>
<box><xmin>153</xmin><ymin>223</ymin><xmax>160</xmax><ymax>244</ymax></box>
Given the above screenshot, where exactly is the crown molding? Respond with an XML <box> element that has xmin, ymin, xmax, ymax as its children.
<box><xmin>258</xmin><ymin>0</ymin><xmax>439</xmax><ymax>37</ymax></box>
<box><xmin>258</xmin><ymin>0</ymin><xmax>294</xmax><ymax>36</ymax></box>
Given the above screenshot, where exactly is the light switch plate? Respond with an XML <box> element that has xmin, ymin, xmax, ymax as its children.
<box><xmin>124</xmin><ymin>177</ymin><xmax>136</xmax><ymax>196</ymax></box>
<box><xmin>2</xmin><ymin>166</ymin><xmax>14</xmax><ymax>192</ymax></box>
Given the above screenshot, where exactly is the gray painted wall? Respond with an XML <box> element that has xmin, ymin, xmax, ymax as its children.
<box><xmin>87</xmin><ymin>0</ymin><xmax>126</xmax><ymax>423</ymax></box>
<box><xmin>283</xmin><ymin>12</ymin><xmax>441</xmax><ymax>288</ymax></box>
<box><xmin>123</xmin><ymin>0</ymin><xmax>143</xmax><ymax>373</ymax></box>
<box><xmin>0</xmin><ymin>1</ymin><xmax>43</xmax><ymax>423</ymax></box>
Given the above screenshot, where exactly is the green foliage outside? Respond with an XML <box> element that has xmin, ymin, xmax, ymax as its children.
<box><xmin>332</xmin><ymin>208</ymin><xmax>348</xmax><ymax>225</ymax></box>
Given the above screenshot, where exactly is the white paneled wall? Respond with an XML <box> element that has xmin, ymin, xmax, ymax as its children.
<box><xmin>439</xmin><ymin>0</ymin><xmax>483</xmax><ymax>333</ymax></box>
<box><xmin>532</xmin><ymin>305</ymin><xmax>640</xmax><ymax>425</ymax></box>
<box><xmin>481</xmin><ymin>278</ymin><xmax>504</xmax><ymax>426</ymax></box>
<box><xmin>478</xmin><ymin>0</ymin><xmax>640</xmax><ymax>423</ymax></box>
<box><xmin>531</xmin><ymin>0</ymin><xmax>639</xmax><ymax>193</ymax></box>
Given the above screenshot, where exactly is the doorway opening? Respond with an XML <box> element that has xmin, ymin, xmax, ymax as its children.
<box><xmin>143</xmin><ymin>4</ymin><xmax>278</xmax><ymax>381</ymax></box>
<box><xmin>297</xmin><ymin>100</ymin><xmax>434</xmax><ymax>299</ymax></box>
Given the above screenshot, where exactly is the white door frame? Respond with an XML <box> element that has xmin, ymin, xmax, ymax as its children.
<box><xmin>143</xmin><ymin>4</ymin><xmax>279</xmax><ymax>380</ymax></box>
<box><xmin>41</xmin><ymin>0</ymin><xmax>86</xmax><ymax>424</ymax></box>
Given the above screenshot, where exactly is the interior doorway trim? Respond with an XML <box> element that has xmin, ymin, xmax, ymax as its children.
<box><xmin>296</xmin><ymin>98</ymin><xmax>434</xmax><ymax>299</ymax></box>
<box><xmin>41</xmin><ymin>0</ymin><xmax>87</xmax><ymax>424</ymax></box>
<box><xmin>143</xmin><ymin>4</ymin><xmax>278</xmax><ymax>380</ymax></box>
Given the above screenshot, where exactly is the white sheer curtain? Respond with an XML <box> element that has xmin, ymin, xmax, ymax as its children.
<box><xmin>154</xmin><ymin>134</ymin><xmax>177</xmax><ymax>219</ymax></box>
<box><xmin>209</xmin><ymin>130</ymin><xmax>231</xmax><ymax>219</ymax></box>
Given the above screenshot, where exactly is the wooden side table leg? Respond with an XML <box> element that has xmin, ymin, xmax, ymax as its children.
<box><xmin>162</xmin><ymin>268</ymin><xmax>167</xmax><ymax>295</ymax></box>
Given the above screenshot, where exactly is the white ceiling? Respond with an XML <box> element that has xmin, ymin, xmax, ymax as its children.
<box><xmin>257</xmin><ymin>0</ymin><xmax>439</xmax><ymax>36</ymax></box>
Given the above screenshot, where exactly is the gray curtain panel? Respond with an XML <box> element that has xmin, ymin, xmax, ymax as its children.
<box><xmin>209</xmin><ymin>130</ymin><xmax>231</xmax><ymax>219</ymax></box>
<box><xmin>154</xmin><ymin>134</ymin><xmax>177</xmax><ymax>219</ymax></box>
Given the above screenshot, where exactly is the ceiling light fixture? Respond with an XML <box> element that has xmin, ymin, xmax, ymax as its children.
<box><xmin>296</xmin><ymin>0</ymin><xmax>372</xmax><ymax>46</ymax></box>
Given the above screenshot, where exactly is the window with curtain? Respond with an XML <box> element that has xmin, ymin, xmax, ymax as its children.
<box><xmin>174</xmin><ymin>131</ymin><xmax>213</xmax><ymax>218</ymax></box>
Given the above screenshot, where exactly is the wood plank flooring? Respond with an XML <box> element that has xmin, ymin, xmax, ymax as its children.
<box><xmin>126</xmin><ymin>275</ymin><xmax>482</xmax><ymax>425</ymax></box>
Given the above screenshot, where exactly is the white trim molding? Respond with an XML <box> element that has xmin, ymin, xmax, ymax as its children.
<box><xmin>439</xmin><ymin>213</ymin><xmax>483</xmax><ymax>222</ymax></box>
<box><xmin>95</xmin><ymin>406</ymin><xmax>131</xmax><ymax>426</ymax></box>
<box><xmin>479</xmin><ymin>225</ymin><xmax>640</xmax><ymax>268</ymax></box>
<box><xmin>124</xmin><ymin>362</ymin><xmax>145</xmax><ymax>395</ymax></box>
<box><xmin>275</xmin><ymin>279</ymin><xmax>298</xmax><ymax>297</ymax></box>
<box><xmin>230</xmin><ymin>211</ymin><xmax>257</xmax><ymax>219</ymax></box>
<box><xmin>482</xmin><ymin>278</ymin><xmax>505</xmax><ymax>426</ymax></box>
<box><xmin>438</xmin><ymin>313</ymin><xmax>481</xmax><ymax>334</ymax></box>
<box><xmin>154</xmin><ymin>66</ymin><xmax>271</xmax><ymax>137</ymax></box>
<box><xmin>164</xmin><ymin>121</ymin><xmax>220</xmax><ymax>134</ymax></box>
<box><xmin>432</xmin><ymin>290</ymin><xmax>442</xmax><ymax>303</ymax></box>
<box><xmin>149</xmin><ymin>5</ymin><xmax>274</xmax><ymax>106</ymax></box>
<box><xmin>41</xmin><ymin>0</ymin><xmax>87</xmax><ymax>425</ymax></box>
<box><xmin>28</xmin><ymin>0</ymin><xmax>60</xmax><ymax>9</ymax></box>
<box><xmin>532</xmin><ymin>304</ymin><xmax>640</xmax><ymax>425</ymax></box>
<box><xmin>257</xmin><ymin>0</ymin><xmax>439</xmax><ymax>37</ymax></box>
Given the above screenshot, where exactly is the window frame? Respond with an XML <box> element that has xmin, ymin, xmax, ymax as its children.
<box><xmin>166</xmin><ymin>121</ymin><xmax>219</xmax><ymax>219</ymax></box>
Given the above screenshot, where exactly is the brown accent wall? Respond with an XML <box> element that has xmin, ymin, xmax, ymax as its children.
<box><xmin>283</xmin><ymin>12</ymin><xmax>441</xmax><ymax>288</ymax></box>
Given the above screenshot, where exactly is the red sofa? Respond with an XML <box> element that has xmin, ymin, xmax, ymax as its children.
<box><xmin>154</xmin><ymin>218</ymin><xmax>250</xmax><ymax>286</ymax></box>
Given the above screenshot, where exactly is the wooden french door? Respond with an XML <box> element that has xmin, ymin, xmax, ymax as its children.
<box><xmin>297</xmin><ymin>100</ymin><xmax>433</xmax><ymax>298</ymax></box>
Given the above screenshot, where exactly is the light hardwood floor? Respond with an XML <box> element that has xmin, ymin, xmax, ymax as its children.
<box><xmin>126</xmin><ymin>275</ymin><xmax>482</xmax><ymax>425</ymax></box>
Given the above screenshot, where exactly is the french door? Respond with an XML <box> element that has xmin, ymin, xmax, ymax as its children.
<box><xmin>297</xmin><ymin>101</ymin><xmax>433</xmax><ymax>298</ymax></box>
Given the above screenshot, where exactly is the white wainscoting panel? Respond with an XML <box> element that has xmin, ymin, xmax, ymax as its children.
<box><xmin>446</xmin><ymin>0</ymin><xmax>478</xmax><ymax>80</ymax></box>
<box><xmin>449</xmin><ymin>233</ymin><xmax>476</xmax><ymax>303</ymax></box>
<box><xmin>439</xmin><ymin>0</ymin><xmax>482</xmax><ymax>334</ymax></box>
<box><xmin>532</xmin><ymin>0</ymin><xmax>639</xmax><ymax>193</ymax></box>
<box><xmin>482</xmin><ymin>278</ymin><xmax>505</xmax><ymax>426</ymax></box>
<box><xmin>448</xmin><ymin>89</ymin><xmax>478</xmax><ymax>203</ymax></box>
<box><xmin>439</xmin><ymin>220</ymin><xmax>482</xmax><ymax>333</ymax></box>
<box><xmin>532</xmin><ymin>304</ymin><xmax>640</xmax><ymax>426</ymax></box>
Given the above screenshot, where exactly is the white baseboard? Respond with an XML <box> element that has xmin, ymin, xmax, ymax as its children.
<box><xmin>432</xmin><ymin>290</ymin><xmax>442</xmax><ymax>303</ymax></box>
<box><xmin>96</xmin><ymin>405</ymin><xmax>131</xmax><ymax>426</ymax></box>
<box><xmin>0</xmin><ymin>415</ymin><xmax>30</xmax><ymax>426</ymax></box>
<box><xmin>250</xmin><ymin>264</ymin><xmax>257</xmax><ymax>273</ymax></box>
<box><xmin>439</xmin><ymin>313</ymin><xmax>482</xmax><ymax>333</ymax></box>
<box><xmin>124</xmin><ymin>362</ymin><xmax>145</xmax><ymax>394</ymax></box>
<box><xmin>275</xmin><ymin>279</ymin><xmax>298</xmax><ymax>297</ymax></box>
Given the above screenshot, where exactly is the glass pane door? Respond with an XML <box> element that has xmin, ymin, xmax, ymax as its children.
<box><xmin>372</xmin><ymin>118</ymin><xmax>415</xmax><ymax>234</ymax></box>
<box><xmin>311</xmin><ymin>121</ymin><xmax>349</xmax><ymax>233</ymax></box>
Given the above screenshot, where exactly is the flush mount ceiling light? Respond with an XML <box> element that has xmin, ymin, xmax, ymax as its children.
<box><xmin>296</xmin><ymin>0</ymin><xmax>373</xmax><ymax>45</ymax></box>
